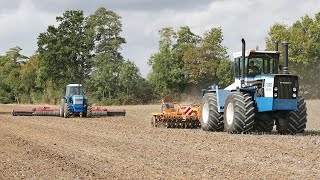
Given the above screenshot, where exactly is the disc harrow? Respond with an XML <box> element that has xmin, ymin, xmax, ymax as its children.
<box><xmin>90</xmin><ymin>107</ymin><xmax>126</xmax><ymax>117</ymax></box>
<box><xmin>12</xmin><ymin>107</ymin><xmax>59</xmax><ymax>116</ymax></box>
<box><xmin>151</xmin><ymin>97</ymin><xmax>201</xmax><ymax>129</ymax></box>
<box><xmin>12</xmin><ymin>106</ymin><xmax>125</xmax><ymax>117</ymax></box>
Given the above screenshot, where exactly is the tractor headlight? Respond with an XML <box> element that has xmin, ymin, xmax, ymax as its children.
<box><xmin>274</xmin><ymin>87</ymin><xmax>278</xmax><ymax>91</ymax></box>
<box><xmin>293</xmin><ymin>93</ymin><xmax>297</xmax><ymax>98</ymax></box>
<box><xmin>274</xmin><ymin>93</ymin><xmax>278</xmax><ymax>97</ymax></box>
<box><xmin>293</xmin><ymin>87</ymin><xmax>297</xmax><ymax>92</ymax></box>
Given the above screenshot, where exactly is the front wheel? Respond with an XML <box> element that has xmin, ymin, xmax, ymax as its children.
<box><xmin>200</xmin><ymin>93</ymin><xmax>224</xmax><ymax>131</ymax></box>
<box><xmin>224</xmin><ymin>92</ymin><xmax>255</xmax><ymax>133</ymax></box>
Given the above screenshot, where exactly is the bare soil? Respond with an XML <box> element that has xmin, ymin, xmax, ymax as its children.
<box><xmin>0</xmin><ymin>101</ymin><xmax>320</xmax><ymax>179</ymax></box>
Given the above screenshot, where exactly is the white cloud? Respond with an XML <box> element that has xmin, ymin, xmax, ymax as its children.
<box><xmin>0</xmin><ymin>0</ymin><xmax>320</xmax><ymax>78</ymax></box>
<box><xmin>0</xmin><ymin>0</ymin><xmax>57</xmax><ymax>56</ymax></box>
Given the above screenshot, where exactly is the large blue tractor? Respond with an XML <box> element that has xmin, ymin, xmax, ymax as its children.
<box><xmin>59</xmin><ymin>84</ymin><xmax>91</xmax><ymax>118</ymax></box>
<box><xmin>201</xmin><ymin>39</ymin><xmax>307</xmax><ymax>134</ymax></box>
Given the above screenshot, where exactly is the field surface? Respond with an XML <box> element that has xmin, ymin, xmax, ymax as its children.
<box><xmin>0</xmin><ymin>101</ymin><xmax>320</xmax><ymax>179</ymax></box>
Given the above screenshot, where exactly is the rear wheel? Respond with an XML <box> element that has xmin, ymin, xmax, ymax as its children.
<box><xmin>86</xmin><ymin>106</ymin><xmax>92</xmax><ymax>118</ymax></box>
<box><xmin>224</xmin><ymin>92</ymin><xmax>255</xmax><ymax>133</ymax></box>
<box><xmin>63</xmin><ymin>102</ymin><xmax>70</xmax><ymax>118</ymax></box>
<box><xmin>200</xmin><ymin>93</ymin><xmax>224</xmax><ymax>131</ymax></box>
<box><xmin>276</xmin><ymin>96</ymin><xmax>307</xmax><ymax>134</ymax></box>
<box><xmin>253</xmin><ymin>113</ymin><xmax>274</xmax><ymax>133</ymax></box>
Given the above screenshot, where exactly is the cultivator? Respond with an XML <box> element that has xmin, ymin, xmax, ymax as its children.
<box><xmin>12</xmin><ymin>106</ymin><xmax>125</xmax><ymax>117</ymax></box>
<box><xmin>151</xmin><ymin>97</ymin><xmax>201</xmax><ymax>128</ymax></box>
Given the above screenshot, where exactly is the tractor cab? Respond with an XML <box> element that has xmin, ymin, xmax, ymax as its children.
<box><xmin>233</xmin><ymin>50</ymin><xmax>280</xmax><ymax>78</ymax></box>
<box><xmin>66</xmin><ymin>84</ymin><xmax>84</xmax><ymax>96</ymax></box>
<box><xmin>65</xmin><ymin>84</ymin><xmax>85</xmax><ymax>108</ymax></box>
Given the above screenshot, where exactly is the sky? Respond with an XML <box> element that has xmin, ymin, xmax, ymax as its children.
<box><xmin>0</xmin><ymin>0</ymin><xmax>320</xmax><ymax>78</ymax></box>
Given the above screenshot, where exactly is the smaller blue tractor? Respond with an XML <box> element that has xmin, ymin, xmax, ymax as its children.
<box><xmin>200</xmin><ymin>39</ymin><xmax>307</xmax><ymax>134</ymax></box>
<box><xmin>59</xmin><ymin>84</ymin><xmax>91</xmax><ymax>118</ymax></box>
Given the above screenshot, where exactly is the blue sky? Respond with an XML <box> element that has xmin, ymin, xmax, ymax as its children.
<box><xmin>0</xmin><ymin>0</ymin><xmax>320</xmax><ymax>77</ymax></box>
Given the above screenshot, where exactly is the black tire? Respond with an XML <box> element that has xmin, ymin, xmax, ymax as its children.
<box><xmin>200</xmin><ymin>93</ymin><xmax>224</xmax><ymax>131</ymax></box>
<box><xmin>276</xmin><ymin>96</ymin><xmax>307</xmax><ymax>134</ymax></box>
<box><xmin>63</xmin><ymin>102</ymin><xmax>70</xmax><ymax>118</ymax></box>
<box><xmin>59</xmin><ymin>99</ymin><xmax>65</xmax><ymax>117</ymax></box>
<box><xmin>223</xmin><ymin>92</ymin><xmax>255</xmax><ymax>133</ymax></box>
<box><xmin>253</xmin><ymin>113</ymin><xmax>274</xmax><ymax>133</ymax></box>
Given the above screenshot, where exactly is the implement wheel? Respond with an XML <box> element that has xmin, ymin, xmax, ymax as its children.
<box><xmin>224</xmin><ymin>92</ymin><xmax>255</xmax><ymax>133</ymax></box>
<box><xmin>276</xmin><ymin>96</ymin><xmax>307</xmax><ymax>134</ymax></box>
<box><xmin>151</xmin><ymin>116</ymin><xmax>157</xmax><ymax>128</ymax></box>
<box><xmin>200</xmin><ymin>93</ymin><xmax>224</xmax><ymax>131</ymax></box>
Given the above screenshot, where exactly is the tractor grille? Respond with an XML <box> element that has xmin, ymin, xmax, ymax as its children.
<box><xmin>73</xmin><ymin>99</ymin><xmax>83</xmax><ymax>104</ymax></box>
<box><xmin>273</xmin><ymin>75</ymin><xmax>298</xmax><ymax>99</ymax></box>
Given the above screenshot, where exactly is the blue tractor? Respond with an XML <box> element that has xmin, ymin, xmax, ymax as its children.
<box><xmin>200</xmin><ymin>39</ymin><xmax>307</xmax><ymax>134</ymax></box>
<box><xmin>59</xmin><ymin>84</ymin><xmax>91</xmax><ymax>118</ymax></box>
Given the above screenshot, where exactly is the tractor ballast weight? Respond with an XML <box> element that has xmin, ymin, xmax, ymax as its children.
<box><xmin>200</xmin><ymin>39</ymin><xmax>307</xmax><ymax>134</ymax></box>
<box><xmin>151</xmin><ymin>97</ymin><xmax>201</xmax><ymax>128</ymax></box>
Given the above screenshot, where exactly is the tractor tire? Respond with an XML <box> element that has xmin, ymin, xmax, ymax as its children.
<box><xmin>253</xmin><ymin>113</ymin><xmax>274</xmax><ymax>133</ymax></box>
<box><xmin>224</xmin><ymin>92</ymin><xmax>255</xmax><ymax>133</ymax></box>
<box><xmin>59</xmin><ymin>99</ymin><xmax>65</xmax><ymax>117</ymax></box>
<box><xmin>86</xmin><ymin>106</ymin><xmax>92</xmax><ymax>118</ymax></box>
<box><xmin>63</xmin><ymin>102</ymin><xmax>70</xmax><ymax>118</ymax></box>
<box><xmin>200</xmin><ymin>93</ymin><xmax>224</xmax><ymax>131</ymax></box>
<box><xmin>276</xmin><ymin>96</ymin><xmax>307</xmax><ymax>134</ymax></box>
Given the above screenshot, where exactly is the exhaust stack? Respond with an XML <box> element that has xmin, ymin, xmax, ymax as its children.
<box><xmin>274</xmin><ymin>41</ymin><xmax>279</xmax><ymax>74</ymax></box>
<box><xmin>241</xmin><ymin>38</ymin><xmax>245</xmax><ymax>77</ymax></box>
<box><xmin>281</xmin><ymin>41</ymin><xmax>289</xmax><ymax>74</ymax></box>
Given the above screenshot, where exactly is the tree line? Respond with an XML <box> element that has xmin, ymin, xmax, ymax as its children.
<box><xmin>0</xmin><ymin>8</ymin><xmax>319</xmax><ymax>105</ymax></box>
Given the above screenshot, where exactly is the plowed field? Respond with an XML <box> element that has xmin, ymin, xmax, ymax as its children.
<box><xmin>1</xmin><ymin>101</ymin><xmax>320</xmax><ymax>179</ymax></box>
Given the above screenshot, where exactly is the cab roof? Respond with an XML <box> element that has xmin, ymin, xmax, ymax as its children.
<box><xmin>67</xmin><ymin>84</ymin><xmax>82</xmax><ymax>87</ymax></box>
<box><xmin>233</xmin><ymin>50</ymin><xmax>280</xmax><ymax>59</ymax></box>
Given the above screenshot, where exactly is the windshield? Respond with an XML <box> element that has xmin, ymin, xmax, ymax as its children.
<box><xmin>234</xmin><ymin>53</ymin><xmax>279</xmax><ymax>77</ymax></box>
<box><xmin>66</xmin><ymin>86</ymin><xmax>84</xmax><ymax>96</ymax></box>
<box><xmin>247</xmin><ymin>53</ymin><xmax>277</xmax><ymax>76</ymax></box>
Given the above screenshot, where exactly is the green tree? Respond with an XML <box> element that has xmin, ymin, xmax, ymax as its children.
<box><xmin>86</xmin><ymin>7</ymin><xmax>125</xmax><ymax>104</ymax></box>
<box><xmin>19</xmin><ymin>54</ymin><xmax>43</xmax><ymax>103</ymax></box>
<box><xmin>265</xmin><ymin>13</ymin><xmax>320</xmax><ymax>98</ymax></box>
<box><xmin>0</xmin><ymin>47</ymin><xmax>27</xmax><ymax>103</ymax></box>
<box><xmin>37</xmin><ymin>10</ymin><xmax>94</xmax><ymax>95</ymax></box>
<box><xmin>149</xmin><ymin>26</ymin><xmax>231</xmax><ymax>98</ymax></box>
<box><xmin>149</xmin><ymin>26</ymin><xmax>201</xmax><ymax>97</ymax></box>
<box><xmin>183</xmin><ymin>27</ymin><xmax>230</xmax><ymax>88</ymax></box>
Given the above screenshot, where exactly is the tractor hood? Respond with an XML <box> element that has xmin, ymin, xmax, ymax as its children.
<box><xmin>72</xmin><ymin>95</ymin><xmax>84</xmax><ymax>100</ymax></box>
